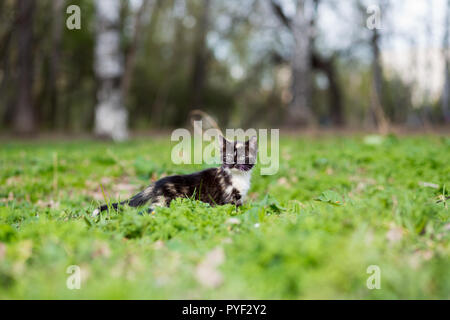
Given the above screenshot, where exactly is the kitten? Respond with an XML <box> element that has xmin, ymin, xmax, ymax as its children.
<box><xmin>92</xmin><ymin>136</ymin><xmax>258</xmax><ymax>216</ymax></box>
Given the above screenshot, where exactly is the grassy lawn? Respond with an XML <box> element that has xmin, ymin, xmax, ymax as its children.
<box><xmin>0</xmin><ymin>135</ymin><xmax>449</xmax><ymax>299</ymax></box>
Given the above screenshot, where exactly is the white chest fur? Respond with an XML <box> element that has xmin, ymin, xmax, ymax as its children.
<box><xmin>229</xmin><ymin>168</ymin><xmax>252</xmax><ymax>200</ymax></box>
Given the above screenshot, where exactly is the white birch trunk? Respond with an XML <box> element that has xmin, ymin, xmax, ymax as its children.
<box><xmin>94</xmin><ymin>0</ymin><xmax>128</xmax><ymax>141</ymax></box>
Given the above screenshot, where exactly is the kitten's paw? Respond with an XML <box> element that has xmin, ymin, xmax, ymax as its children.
<box><xmin>92</xmin><ymin>208</ymin><xmax>100</xmax><ymax>217</ymax></box>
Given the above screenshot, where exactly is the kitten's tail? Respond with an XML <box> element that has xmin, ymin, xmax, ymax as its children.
<box><xmin>92</xmin><ymin>185</ymin><xmax>154</xmax><ymax>216</ymax></box>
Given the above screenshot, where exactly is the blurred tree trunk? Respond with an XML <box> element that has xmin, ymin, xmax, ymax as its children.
<box><xmin>309</xmin><ymin>0</ymin><xmax>343</xmax><ymax>127</ymax></box>
<box><xmin>370</xmin><ymin>28</ymin><xmax>389</xmax><ymax>134</ymax></box>
<box><xmin>185</xmin><ymin>0</ymin><xmax>211</xmax><ymax>124</ymax></box>
<box><xmin>421</xmin><ymin>2</ymin><xmax>434</xmax><ymax>128</ymax></box>
<box><xmin>272</xmin><ymin>0</ymin><xmax>342</xmax><ymax>127</ymax></box>
<box><xmin>442</xmin><ymin>0</ymin><xmax>450</xmax><ymax>123</ymax></box>
<box><xmin>287</xmin><ymin>0</ymin><xmax>313</xmax><ymax>127</ymax></box>
<box><xmin>13</xmin><ymin>0</ymin><xmax>36</xmax><ymax>134</ymax></box>
<box><xmin>0</xmin><ymin>2</ymin><xmax>17</xmax><ymax>128</ymax></box>
<box><xmin>50</xmin><ymin>0</ymin><xmax>64</xmax><ymax>129</ymax></box>
<box><xmin>312</xmin><ymin>54</ymin><xmax>343</xmax><ymax>126</ymax></box>
<box><xmin>94</xmin><ymin>0</ymin><xmax>128</xmax><ymax>141</ymax></box>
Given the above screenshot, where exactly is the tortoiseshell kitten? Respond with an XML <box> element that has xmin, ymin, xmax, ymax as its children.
<box><xmin>92</xmin><ymin>136</ymin><xmax>258</xmax><ymax>216</ymax></box>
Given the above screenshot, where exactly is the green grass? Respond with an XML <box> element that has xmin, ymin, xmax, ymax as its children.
<box><xmin>0</xmin><ymin>135</ymin><xmax>449</xmax><ymax>299</ymax></box>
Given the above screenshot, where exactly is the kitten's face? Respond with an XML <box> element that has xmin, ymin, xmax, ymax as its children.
<box><xmin>221</xmin><ymin>136</ymin><xmax>258</xmax><ymax>171</ymax></box>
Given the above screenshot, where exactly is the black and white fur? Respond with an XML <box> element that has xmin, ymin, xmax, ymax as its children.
<box><xmin>92</xmin><ymin>136</ymin><xmax>258</xmax><ymax>216</ymax></box>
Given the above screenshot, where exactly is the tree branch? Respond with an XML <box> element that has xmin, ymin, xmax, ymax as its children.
<box><xmin>270</xmin><ymin>0</ymin><xmax>292</xmax><ymax>30</ymax></box>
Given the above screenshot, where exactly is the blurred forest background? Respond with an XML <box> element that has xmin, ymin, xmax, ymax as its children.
<box><xmin>0</xmin><ymin>0</ymin><xmax>449</xmax><ymax>140</ymax></box>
